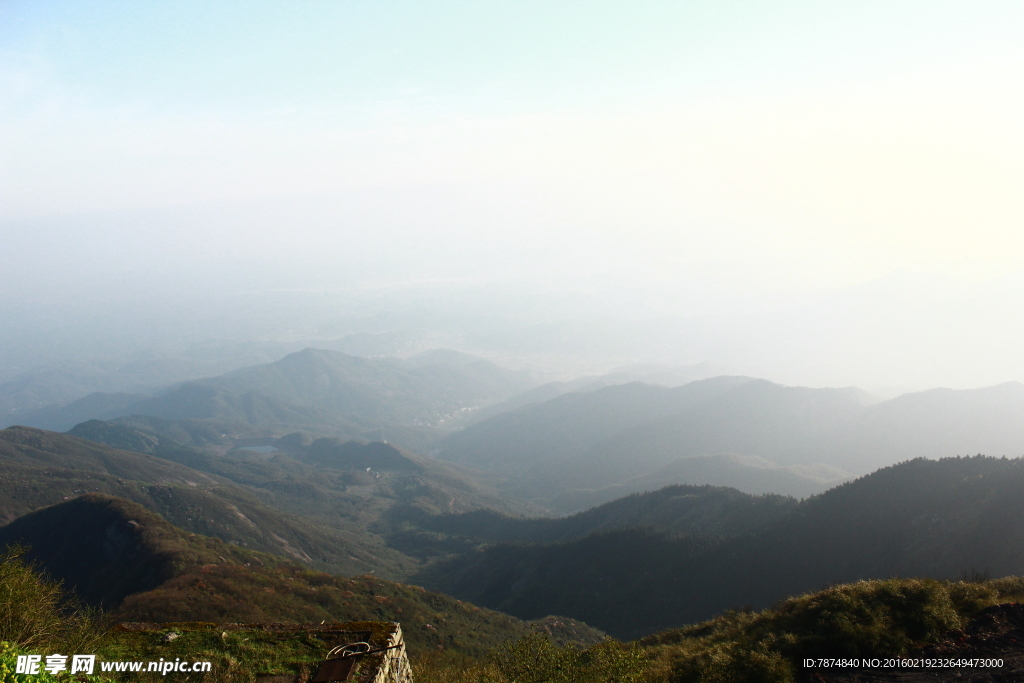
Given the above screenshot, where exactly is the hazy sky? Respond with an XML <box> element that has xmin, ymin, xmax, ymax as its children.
<box><xmin>2</xmin><ymin>1</ymin><xmax>1023</xmax><ymax>389</ymax></box>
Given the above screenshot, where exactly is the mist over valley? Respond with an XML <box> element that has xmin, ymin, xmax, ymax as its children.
<box><xmin>4</xmin><ymin>3</ymin><xmax>1024</xmax><ymax>681</ymax></box>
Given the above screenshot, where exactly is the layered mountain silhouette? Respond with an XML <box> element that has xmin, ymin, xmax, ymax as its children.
<box><xmin>10</xmin><ymin>421</ymin><xmax>1024</xmax><ymax>645</ymax></box>
<box><xmin>0</xmin><ymin>333</ymin><xmax>432</xmax><ymax>428</ymax></box>
<box><xmin>18</xmin><ymin>349</ymin><xmax>534</xmax><ymax>445</ymax></box>
<box><xmin>419</xmin><ymin>455</ymin><xmax>1024</xmax><ymax>638</ymax></box>
<box><xmin>437</xmin><ymin>378</ymin><xmax>1024</xmax><ymax>509</ymax></box>
<box><xmin>389</xmin><ymin>484</ymin><xmax>797</xmax><ymax>560</ymax></box>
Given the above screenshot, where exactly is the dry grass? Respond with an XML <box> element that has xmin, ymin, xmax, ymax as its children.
<box><xmin>0</xmin><ymin>546</ymin><xmax>104</xmax><ymax>653</ymax></box>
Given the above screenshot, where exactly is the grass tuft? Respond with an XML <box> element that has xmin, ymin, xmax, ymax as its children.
<box><xmin>0</xmin><ymin>546</ymin><xmax>103</xmax><ymax>653</ymax></box>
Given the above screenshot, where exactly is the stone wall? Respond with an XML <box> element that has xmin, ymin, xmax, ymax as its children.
<box><xmin>371</xmin><ymin>624</ymin><xmax>413</xmax><ymax>683</ymax></box>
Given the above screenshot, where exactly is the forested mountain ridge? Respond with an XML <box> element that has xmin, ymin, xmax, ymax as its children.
<box><xmin>10</xmin><ymin>496</ymin><xmax>1024</xmax><ymax>682</ymax></box>
<box><xmin>0</xmin><ymin>426</ymin><xmax>419</xmax><ymax>576</ymax></box>
<box><xmin>390</xmin><ymin>484</ymin><xmax>796</xmax><ymax>557</ymax></box>
<box><xmin>9</xmin><ymin>419</ymin><xmax>1024</xmax><ymax>660</ymax></box>
<box><xmin>418</xmin><ymin>455</ymin><xmax>1024</xmax><ymax>638</ymax></box>
<box><xmin>547</xmin><ymin>453</ymin><xmax>847</xmax><ymax>512</ymax></box>
<box><xmin>3</xmin><ymin>423</ymin><xmax>544</xmax><ymax>577</ymax></box>
<box><xmin>0</xmin><ymin>494</ymin><xmax>606</xmax><ymax>655</ymax></box>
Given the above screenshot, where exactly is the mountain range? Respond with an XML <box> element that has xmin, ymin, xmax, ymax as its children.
<box><xmin>8</xmin><ymin>344</ymin><xmax>1024</xmax><ymax>649</ymax></box>
<box><xmin>15</xmin><ymin>345</ymin><xmax>1024</xmax><ymax>516</ymax></box>
<box><xmin>418</xmin><ymin>455</ymin><xmax>1024</xmax><ymax>638</ymax></box>
<box><xmin>0</xmin><ymin>493</ymin><xmax>605</xmax><ymax>655</ymax></box>
<box><xmin>437</xmin><ymin>377</ymin><xmax>1024</xmax><ymax>510</ymax></box>
<box><xmin>0</xmin><ymin>422</ymin><xmax>544</xmax><ymax>578</ymax></box>
<box><xmin>17</xmin><ymin>348</ymin><xmax>535</xmax><ymax>451</ymax></box>
<box><xmin>0</xmin><ymin>425</ymin><xmax>415</xmax><ymax>576</ymax></box>
<box><xmin>8</xmin><ymin>421</ymin><xmax>1024</xmax><ymax>645</ymax></box>
<box><xmin>0</xmin><ymin>332</ymin><xmax>432</xmax><ymax>427</ymax></box>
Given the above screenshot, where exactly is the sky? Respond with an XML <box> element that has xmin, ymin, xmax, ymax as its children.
<box><xmin>2</xmin><ymin>1</ymin><xmax>1024</xmax><ymax>390</ymax></box>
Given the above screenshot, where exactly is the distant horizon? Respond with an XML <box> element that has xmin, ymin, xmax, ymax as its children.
<box><xmin>3</xmin><ymin>1</ymin><xmax>1023</xmax><ymax>394</ymax></box>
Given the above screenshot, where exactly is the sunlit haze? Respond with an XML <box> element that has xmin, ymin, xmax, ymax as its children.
<box><xmin>2</xmin><ymin>1</ymin><xmax>1023</xmax><ymax>391</ymax></box>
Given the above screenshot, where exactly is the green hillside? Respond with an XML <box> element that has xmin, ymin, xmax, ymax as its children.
<box><xmin>63</xmin><ymin>420</ymin><xmax>537</xmax><ymax>541</ymax></box>
<box><xmin>0</xmin><ymin>426</ymin><xmax>415</xmax><ymax>577</ymax></box>
<box><xmin>7</xmin><ymin>527</ymin><xmax>1024</xmax><ymax>683</ymax></box>
<box><xmin>0</xmin><ymin>494</ymin><xmax>605</xmax><ymax>657</ymax></box>
<box><xmin>641</xmin><ymin>576</ymin><xmax>1024</xmax><ymax>683</ymax></box>
<box><xmin>0</xmin><ymin>425</ymin><xmax>222</xmax><ymax>486</ymax></box>
<box><xmin>5</xmin><ymin>497</ymin><xmax>1024</xmax><ymax>682</ymax></box>
<box><xmin>417</xmin><ymin>577</ymin><xmax>1024</xmax><ymax>683</ymax></box>
<box><xmin>418</xmin><ymin>456</ymin><xmax>1024</xmax><ymax>638</ymax></box>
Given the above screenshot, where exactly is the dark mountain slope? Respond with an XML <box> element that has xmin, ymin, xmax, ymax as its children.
<box><xmin>0</xmin><ymin>494</ymin><xmax>605</xmax><ymax>656</ymax></box>
<box><xmin>420</xmin><ymin>456</ymin><xmax>1024</xmax><ymax>638</ymax></box>
<box><xmin>0</xmin><ymin>426</ymin><xmax>413</xmax><ymax>576</ymax></box>
<box><xmin>0</xmin><ymin>494</ymin><xmax>275</xmax><ymax>607</ymax></box>
<box><xmin>306</xmin><ymin>437</ymin><xmax>425</xmax><ymax>471</ymax></box>
<box><xmin>401</xmin><ymin>484</ymin><xmax>796</xmax><ymax>546</ymax></box>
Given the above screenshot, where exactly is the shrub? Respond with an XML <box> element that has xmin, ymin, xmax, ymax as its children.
<box><xmin>654</xmin><ymin>577</ymin><xmax>1017</xmax><ymax>683</ymax></box>
<box><xmin>491</xmin><ymin>633</ymin><xmax>649</xmax><ymax>683</ymax></box>
<box><xmin>413</xmin><ymin>635</ymin><xmax>650</xmax><ymax>683</ymax></box>
<box><xmin>0</xmin><ymin>547</ymin><xmax>101</xmax><ymax>653</ymax></box>
<box><xmin>766</xmin><ymin>578</ymin><xmax>964</xmax><ymax>659</ymax></box>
